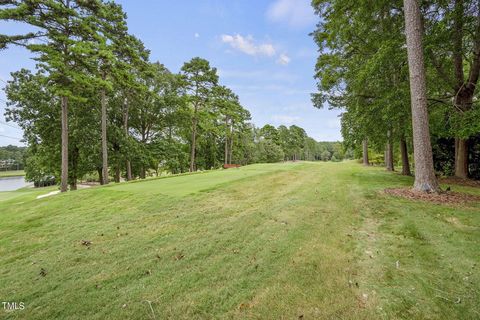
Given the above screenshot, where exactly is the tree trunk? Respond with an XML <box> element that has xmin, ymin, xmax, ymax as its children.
<box><xmin>453</xmin><ymin>94</ymin><xmax>472</xmax><ymax>178</ymax></box>
<box><xmin>69</xmin><ymin>146</ymin><xmax>78</xmax><ymax>190</ymax></box>
<box><xmin>455</xmin><ymin>138</ymin><xmax>459</xmax><ymax>172</ymax></box>
<box><xmin>126</xmin><ymin>161</ymin><xmax>132</xmax><ymax>180</ymax></box>
<box><xmin>362</xmin><ymin>139</ymin><xmax>369</xmax><ymax>166</ymax></box>
<box><xmin>455</xmin><ymin>138</ymin><xmax>469</xmax><ymax>178</ymax></box>
<box><xmin>224</xmin><ymin>118</ymin><xmax>229</xmax><ymax>165</ymax></box>
<box><xmin>190</xmin><ymin>112</ymin><xmax>197</xmax><ymax>172</ymax></box>
<box><xmin>229</xmin><ymin>134</ymin><xmax>234</xmax><ymax>164</ymax></box>
<box><xmin>450</xmin><ymin>0</ymin><xmax>476</xmax><ymax>178</ymax></box>
<box><xmin>98</xmin><ymin>167</ymin><xmax>103</xmax><ymax>185</ymax></box>
<box><xmin>386</xmin><ymin>142</ymin><xmax>394</xmax><ymax>171</ymax></box>
<box><xmin>101</xmin><ymin>86</ymin><xmax>108</xmax><ymax>185</ymax></box>
<box><xmin>123</xmin><ymin>97</ymin><xmax>132</xmax><ymax>181</ymax></box>
<box><xmin>403</xmin><ymin>0</ymin><xmax>440</xmax><ymax>192</ymax></box>
<box><xmin>114</xmin><ymin>165</ymin><xmax>120</xmax><ymax>183</ymax></box>
<box><xmin>386</xmin><ymin>131</ymin><xmax>394</xmax><ymax>171</ymax></box>
<box><xmin>60</xmin><ymin>96</ymin><xmax>69</xmax><ymax>192</ymax></box>
<box><xmin>400</xmin><ymin>138</ymin><xmax>411</xmax><ymax>176</ymax></box>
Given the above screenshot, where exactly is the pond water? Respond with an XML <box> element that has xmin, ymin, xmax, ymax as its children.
<box><xmin>0</xmin><ymin>176</ymin><xmax>33</xmax><ymax>191</ymax></box>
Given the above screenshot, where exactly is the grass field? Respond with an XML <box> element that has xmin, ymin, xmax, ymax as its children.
<box><xmin>0</xmin><ymin>162</ymin><xmax>479</xmax><ymax>319</ymax></box>
<box><xmin>0</xmin><ymin>170</ymin><xmax>25</xmax><ymax>177</ymax></box>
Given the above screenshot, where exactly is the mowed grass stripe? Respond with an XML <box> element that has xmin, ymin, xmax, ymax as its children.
<box><xmin>0</xmin><ymin>162</ymin><xmax>479</xmax><ymax>319</ymax></box>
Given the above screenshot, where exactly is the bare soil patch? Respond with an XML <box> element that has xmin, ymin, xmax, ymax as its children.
<box><xmin>384</xmin><ymin>187</ymin><xmax>480</xmax><ymax>205</ymax></box>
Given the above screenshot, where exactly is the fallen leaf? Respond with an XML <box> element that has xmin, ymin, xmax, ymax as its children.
<box><xmin>174</xmin><ymin>253</ymin><xmax>184</xmax><ymax>261</ymax></box>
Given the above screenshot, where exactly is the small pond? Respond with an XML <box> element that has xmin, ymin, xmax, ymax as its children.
<box><xmin>0</xmin><ymin>176</ymin><xmax>33</xmax><ymax>191</ymax></box>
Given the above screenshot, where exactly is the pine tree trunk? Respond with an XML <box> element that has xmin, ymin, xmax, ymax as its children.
<box><xmin>229</xmin><ymin>135</ymin><xmax>234</xmax><ymax>164</ymax></box>
<box><xmin>60</xmin><ymin>96</ymin><xmax>69</xmax><ymax>192</ymax></box>
<box><xmin>98</xmin><ymin>167</ymin><xmax>103</xmax><ymax>185</ymax></box>
<box><xmin>386</xmin><ymin>131</ymin><xmax>394</xmax><ymax>171</ymax></box>
<box><xmin>400</xmin><ymin>138</ymin><xmax>411</xmax><ymax>175</ymax></box>
<box><xmin>123</xmin><ymin>96</ymin><xmax>132</xmax><ymax>181</ymax></box>
<box><xmin>386</xmin><ymin>142</ymin><xmax>394</xmax><ymax>171</ymax></box>
<box><xmin>70</xmin><ymin>146</ymin><xmax>78</xmax><ymax>190</ymax></box>
<box><xmin>190</xmin><ymin>108</ymin><xmax>198</xmax><ymax>172</ymax></box>
<box><xmin>453</xmin><ymin>95</ymin><xmax>471</xmax><ymax>178</ymax></box>
<box><xmin>454</xmin><ymin>138</ymin><xmax>459</xmax><ymax>173</ymax></box>
<box><xmin>362</xmin><ymin>139</ymin><xmax>369</xmax><ymax>166</ymax></box>
<box><xmin>403</xmin><ymin>0</ymin><xmax>440</xmax><ymax>192</ymax></box>
<box><xmin>224</xmin><ymin>118</ymin><xmax>229</xmax><ymax>165</ymax></box>
<box><xmin>101</xmin><ymin>87</ymin><xmax>108</xmax><ymax>185</ymax></box>
<box><xmin>114</xmin><ymin>166</ymin><xmax>120</xmax><ymax>183</ymax></box>
<box><xmin>451</xmin><ymin>0</ymin><xmax>472</xmax><ymax>178</ymax></box>
<box><xmin>126</xmin><ymin>161</ymin><xmax>132</xmax><ymax>180</ymax></box>
<box><xmin>455</xmin><ymin>138</ymin><xmax>469</xmax><ymax>178</ymax></box>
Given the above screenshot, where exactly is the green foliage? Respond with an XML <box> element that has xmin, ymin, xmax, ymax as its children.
<box><xmin>312</xmin><ymin>0</ymin><xmax>480</xmax><ymax>178</ymax></box>
<box><xmin>1</xmin><ymin>2</ymin><xmax>348</xmax><ymax>187</ymax></box>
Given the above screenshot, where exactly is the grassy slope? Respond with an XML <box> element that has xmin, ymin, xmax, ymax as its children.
<box><xmin>0</xmin><ymin>162</ymin><xmax>479</xmax><ymax>319</ymax></box>
<box><xmin>0</xmin><ymin>170</ymin><xmax>25</xmax><ymax>177</ymax></box>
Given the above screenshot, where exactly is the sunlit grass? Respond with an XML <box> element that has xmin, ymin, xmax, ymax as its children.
<box><xmin>0</xmin><ymin>162</ymin><xmax>479</xmax><ymax>319</ymax></box>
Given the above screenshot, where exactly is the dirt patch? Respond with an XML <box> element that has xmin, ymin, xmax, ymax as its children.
<box><xmin>445</xmin><ymin>217</ymin><xmax>463</xmax><ymax>226</ymax></box>
<box><xmin>444</xmin><ymin>217</ymin><xmax>478</xmax><ymax>230</ymax></box>
<box><xmin>440</xmin><ymin>177</ymin><xmax>480</xmax><ymax>188</ymax></box>
<box><xmin>384</xmin><ymin>188</ymin><xmax>480</xmax><ymax>205</ymax></box>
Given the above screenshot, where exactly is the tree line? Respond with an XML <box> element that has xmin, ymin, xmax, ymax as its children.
<box><xmin>0</xmin><ymin>145</ymin><xmax>26</xmax><ymax>170</ymax></box>
<box><xmin>0</xmin><ymin>1</ymin><xmax>346</xmax><ymax>190</ymax></box>
<box><xmin>312</xmin><ymin>0</ymin><xmax>480</xmax><ymax>187</ymax></box>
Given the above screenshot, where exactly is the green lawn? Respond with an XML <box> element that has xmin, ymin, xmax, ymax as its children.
<box><xmin>0</xmin><ymin>162</ymin><xmax>479</xmax><ymax>319</ymax></box>
<box><xmin>0</xmin><ymin>170</ymin><xmax>25</xmax><ymax>177</ymax></box>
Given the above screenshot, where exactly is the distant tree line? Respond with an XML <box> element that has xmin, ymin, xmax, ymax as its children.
<box><xmin>0</xmin><ymin>1</ymin><xmax>346</xmax><ymax>189</ymax></box>
<box><xmin>0</xmin><ymin>145</ymin><xmax>26</xmax><ymax>170</ymax></box>
<box><xmin>256</xmin><ymin>124</ymin><xmax>347</xmax><ymax>162</ymax></box>
<box><xmin>312</xmin><ymin>0</ymin><xmax>480</xmax><ymax>182</ymax></box>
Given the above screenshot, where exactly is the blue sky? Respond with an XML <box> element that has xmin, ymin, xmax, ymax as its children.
<box><xmin>0</xmin><ymin>0</ymin><xmax>342</xmax><ymax>146</ymax></box>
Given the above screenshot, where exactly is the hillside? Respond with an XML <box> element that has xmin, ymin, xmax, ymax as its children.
<box><xmin>1</xmin><ymin>162</ymin><xmax>479</xmax><ymax>319</ymax></box>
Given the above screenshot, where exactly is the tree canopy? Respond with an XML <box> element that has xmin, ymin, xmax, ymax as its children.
<box><xmin>312</xmin><ymin>0</ymin><xmax>480</xmax><ymax>182</ymax></box>
<box><xmin>0</xmin><ymin>1</ymin><xmax>347</xmax><ymax>188</ymax></box>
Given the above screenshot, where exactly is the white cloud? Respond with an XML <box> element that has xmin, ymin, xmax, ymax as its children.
<box><xmin>220</xmin><ymin>34</ymin><xmax>276</xmax><ymax>57</ymax></box>
<box><xmin>272</xmin><ymin>115</ymin><xmax>302</xmax><ymax>125</ymax></box>
<box><xmin>194</xmin><ymin>33</ymin><xmax>200</xmax><ymax>38</ymax></box>
<box><xmin>267</xmin><ymin>0</ymin><xmax>316</xmax><ymax>28</ymax></box>
<box><xmin>276</xmin><ymin>53</ymin><xmax>291</xmax><ymax>65</ymax></box>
